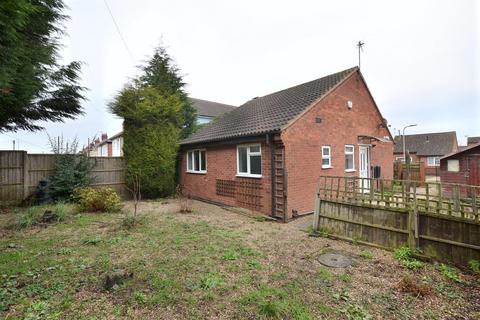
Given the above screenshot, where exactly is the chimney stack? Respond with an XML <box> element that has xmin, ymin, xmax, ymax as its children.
<box><xmin>101</xmin><ymin>133</ymin><xmax>108</xmax><ymax>141</ymax></box>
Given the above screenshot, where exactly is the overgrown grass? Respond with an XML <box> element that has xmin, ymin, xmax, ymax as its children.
<box><xmin>14</xmin><ymin>203</ymin><xmax>73</xmax><ymax>229</ymax></box>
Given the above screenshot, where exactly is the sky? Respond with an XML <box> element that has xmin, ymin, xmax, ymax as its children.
<box><xmin>1</xmin><ymin>0</ymin><xmax>479</xmax><ymax>152</ymax></box>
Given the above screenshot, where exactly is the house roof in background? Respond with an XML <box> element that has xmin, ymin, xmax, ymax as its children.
<box><xmin>189</xmin><ymin>98</ymin><xmax>236</xmax><ymax>118</ymax></box>
<box><xmin>393</xmin><ymin>131</ymin><xmax>457</xmax><ymax>156</ymax></box>
<box><xmin>181</xmin><ymin>66</ymin><xmax>358</xmax><ymax>145</ymax></box>
<box><xmin>467</xmin><ymin>136</ymin><xmax>480</xmax><ymax>145</ymax></box>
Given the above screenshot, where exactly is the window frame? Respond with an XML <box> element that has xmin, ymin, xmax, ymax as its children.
<box><xmin>427</xmin><ymin>156</ymin><xmax>440</xmax><ymax>167</ymax></box>
<box><xmin>345</xmin><ymin>144</ymin><xmax>355</xmax><ymax>172</ymax></box>
<box><xmin>236</xmin><ymin>144</ymin><xmax>262</xmax><ymax>178</ymax></box>
<box><xmin>447</xmin><ymin>159</ymin><xmax>460</xmax><ymax>172</ymax></box>
<box><xmin>186</xmin><ymin>149</ymin><xmax>207</xmax><ymax>174</ymax></box>
<box><xmin>321</xmin><ymin>146</ymin><xmax>332</xmax><ymax>169</ymax></box>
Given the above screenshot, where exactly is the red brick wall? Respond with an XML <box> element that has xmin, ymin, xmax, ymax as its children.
<box><xmin>179</xmin><ymin>141</ymin><xmax>272</xmax><ymax>215</ymax></box>
<box><xmin>281</xmin><ymin>71</ymin><xmax>394</xmax><ymax>217</ymax></box>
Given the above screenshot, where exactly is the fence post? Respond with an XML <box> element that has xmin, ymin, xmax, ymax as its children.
<box><xmin>22</xmin><ymin>151</ymin><xmax>29</xmax><ymax>200</ymax></box>
<box><xmin>408</xmin><ymin>184</ymin><xmax>419</xmax><ymax>250</ymax></box>
<box><xmin>312</xmin><ymin>187</ymin><xmax>321</xmax><ymax>231</ymax></box>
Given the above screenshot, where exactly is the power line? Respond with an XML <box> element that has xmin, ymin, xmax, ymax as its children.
<box><xmin>103</xmin><ymin>0</ymin><xmax>135</xmax><ymax>63</ymax></box>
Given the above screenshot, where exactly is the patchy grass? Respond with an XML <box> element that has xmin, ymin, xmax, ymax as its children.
<box><xmin>0</xmin><ymin>200</ymin><xmax>478</xmax><ymax>319</ymax></box>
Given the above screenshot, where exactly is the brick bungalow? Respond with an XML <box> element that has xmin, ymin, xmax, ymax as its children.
<box><xmin>393</xmin><ymin>132</ymin><xmax>458</xmax><ymax>178</ymax></box>
<box><xmin>179</xmin><ymin>67</ymin><xmax>394</xmax><ymax>221</ymax></box>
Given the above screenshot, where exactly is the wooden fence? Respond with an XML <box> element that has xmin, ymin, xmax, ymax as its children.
<box><xmin>312</xmin><ymin>176</ymin><xmax>480</xmax><ymax>266</ymax></box>
<box><xmin>394</xmin><ymin>161</ymin><xmax>425</xmax><ymax>182</ymax></box>
<box><xmin>0</xmin><ymin>151</ymin><xmax>127</xmax><ymax>204</ymax></box>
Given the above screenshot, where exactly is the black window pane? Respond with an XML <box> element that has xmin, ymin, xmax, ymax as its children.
<box><xmin>250</xmin><ymin>155</ymin><xmax>261</xmax><ymax>175</ymax></box>
<box><xmin>238</xmin><ymin>147</ymin><xmax>248</xmax><ymax>173</ymax></box>
<box><xmin>200</xmin><ymin>151</ymin><xmax>206</xmax><ymax>171</ymax></box>
<box><xmin>194</xmin><ymin>150</ymin><xmax>200</xmax><ymax>171</ymax></box>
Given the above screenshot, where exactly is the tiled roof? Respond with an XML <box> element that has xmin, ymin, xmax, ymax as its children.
<box><xmin>393</xmin><ymin>131</ymin><xmax>457</xmax><ymax>156</ymax></box>
<box><xmin>189</xmin><ymin>98</ymin><xmax>236</xmax><ymax>118</ymax></box>
<box><xmin>181</xmin><ymin>67</ymin><xmax>358</xmax><ymax>145</ymax></box>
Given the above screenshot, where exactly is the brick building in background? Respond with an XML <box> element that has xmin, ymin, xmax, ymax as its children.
<box><xmin>393</xmin><ymin>131</ymin><xmax>458</xmax><ymax>180</ymax></box>
<box><xmin>180</xmin><ymin>67</ymin><xmax>394</xmax><ymax>221</ymax></box>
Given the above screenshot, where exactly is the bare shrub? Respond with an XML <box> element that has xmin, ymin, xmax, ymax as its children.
<box><xmin>124</xmin><ymin>172</ymin><xmax>141</xmax><ymax>228</ymax></box>
<box><xmin>176</xmin><ymin>184</ymin><xmax>192</xmax><ymax>213</ymax></box>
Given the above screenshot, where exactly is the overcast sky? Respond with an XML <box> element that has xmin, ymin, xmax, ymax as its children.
<box><xmin>1</xmin><ymin>0</ymin><xmax>479</xmax><ymax>152</ymax></box>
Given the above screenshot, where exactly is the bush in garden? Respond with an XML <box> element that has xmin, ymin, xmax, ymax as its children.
<box><xmin>47</xmin><ymin>135</ymin><xmax>93</xmax><ymax>201</ymax></box>
<box><xmin>74</xmin><ymin>187</ymin><xmax>121</xmax><ymax>213</ymax></box>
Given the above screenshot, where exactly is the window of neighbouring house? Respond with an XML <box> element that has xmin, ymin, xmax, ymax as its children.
<box><xmin>447</xmin><ymin>159</ymin><xmax>460</xmax><ymax>172</ymax></box>
<box><xmin>187</xmin><ymin>149</ymin><xmax>206</xmax><ymax>173</ymax></box>
<box><xmin>237</xmin><ymin>144</ymin><xmax>262</xmax><ymax>177</ymax></box>
<box><xmin>322</xmin><ymin>146</ymin><xmax>331</xmax><ymax>168</ymax></box>
<box><xmin>427</xmin><ymin>156</ymin><xmax>440</xmax><ymax>166</ymax></box>
<box><xmin>345</xmin><ymin>145</ymin><xmax>355</xmax><ymax>171</ymax></box>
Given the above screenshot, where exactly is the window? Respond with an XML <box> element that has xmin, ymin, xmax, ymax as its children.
<box><xmin>345</xmin><ymin>145</ymin><xmax>355</xmax><ymax>171</ymax></box>
<box><xmin>322</xmin><ymin>146</ymin><xmax>331</xmax><ymax>168</ymax></box>
<box><xmin>237</xmin><ymin>144</ymin><xmax>262</xmax><ymax>177</ymax></box>
<box><xmin>186</xmin><ymin>149</ymin><xmax>206</xmax><ymax>173</ymax></box>
<box><xmin>447</xmin><ymin>159</ymin><xmax>460</xmax><ymax>172</ymax></box>
<box><xmin>427</xmin><ymin>156</ymin><xmax>440</xmax><ymax>167</ymax></box>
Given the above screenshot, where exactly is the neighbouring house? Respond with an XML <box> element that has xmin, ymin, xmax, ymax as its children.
<box><xmin>440</xmin><ymin>142</ymin><xmax>480</xmax><ymax>188</ymax></box>
<box><xmin>85</xmin><ymin>98</ymin><xmax>236</xmax><ymax>157</ymax></box>
<box><xmin>393</xmin><ymin>131</ymin><xmax>458</xmax><ymax>179</ymax></box>
<box><xmin>179</xmin><ymin>67</ymin><xmax>394</xmax><ymax>221</ymax></box>
<box><xmin>189</xmin><ymin>98</ymin><xmax>236</xmax><ymax>125</ymax></box>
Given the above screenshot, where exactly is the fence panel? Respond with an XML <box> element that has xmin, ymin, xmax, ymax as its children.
<box><xmin>0</xmin><ymin>151</ymin><xmax>127</xmax><ymax>204</ymax></box>
<box><xmin>313</xmin><ymin>176</ymin><xmax>480</xmax><ymax>266</ymax></box>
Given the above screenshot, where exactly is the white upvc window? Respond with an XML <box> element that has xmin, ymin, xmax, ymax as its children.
<box><xmin>447</xmin><ymin>159</ymin><xmax>460</xmax><ymax>172</ymax></box>
<box><xmin>345</xmin><ymin>145</ymin><xmax>355</xmax><ymax>172</ymax></box>
<box><xmin>322</xmin><ymin>146</ymin><xmax>331</xmax><ymax>168</ymax></box>
<box><xmin>187</xmin><ymin>149</ymin><xmax>206</xmax><ymax>173</ymax></box>
<box><xmin>237</xmin><ymin>144</ymin><xmax>262</xmax><ymax>178</ymax></box>
<box><xmin>427</xmin><ymin>156</ymin><xmax>440</xmax><ymax>167</ymax></box>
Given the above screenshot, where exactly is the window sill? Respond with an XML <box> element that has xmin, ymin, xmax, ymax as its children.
<box><xmin>345</xmin><ymin>169</ymin><xmax>356</xmax><ymax>173</ymax></box>
<box><xmin>236</xmin><ymin>174</ymin><xmax>262</xmax><ymax>179</ymax></box>
<box><xmin>186</xmin><ymin>171</ymin><xmax>207</xmax><ymax>175</ymax></box>
<box><xmin>322</xmin><ymin>166</ymin><xmax>333</xmax><ymax>169</ymax></box>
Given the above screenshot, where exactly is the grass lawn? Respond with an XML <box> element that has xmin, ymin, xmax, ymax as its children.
<box><xmin>0</xmin><ymin>200</ymin><xmax>479</xmax><ymax>319</ymax></box>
